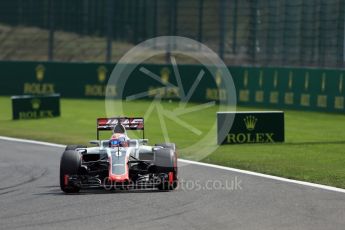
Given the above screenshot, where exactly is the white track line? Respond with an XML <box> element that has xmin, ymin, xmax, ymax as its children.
<box><xmin>0</xmin><ymin>136</ymin><xmax>65</xmax><ymax>148</ymax></box>
<box><xmin>179</xmin><ymin>159</ymin><xmax>345</xmax><ymax>194</ymax></box>
<box><xmin>1</xmin><ymin>135</ymin><xmax>345</xmax><ymax>194</ymax></box>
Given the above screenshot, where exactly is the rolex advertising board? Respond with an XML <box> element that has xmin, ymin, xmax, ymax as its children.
<box><xmin>0</xmin><ymin>61</ymin><xmax>117</xmax><ymax>98</ymax></box>
<box><xmin>121</xmin><ymin>64</ymin><xmax>223</xmax><ymax>103</ymax></box>
<box><xmin>0</xmin><ymin>61</ymin><xmax>344</xmax><ymax>114</ymax></box>
<box><xmin>217</xmin><ymin>111</ymin><xmax>285</xmax><ymax>145</ymax></box>
<box><xmin>233</xmin><ymin>67</ymin><xmax>345</xmax><ymax>113</ymax></box>
<box><xmin>11</xmin><ymin>94</ymin><xmax>60</xmax><ymax>120</ymax></box>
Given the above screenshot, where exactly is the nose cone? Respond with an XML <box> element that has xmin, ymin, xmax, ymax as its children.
<box><xmin>108</xmin><ymin>149</ymin><xmax>129</xmax><ymax>182</ymax></box>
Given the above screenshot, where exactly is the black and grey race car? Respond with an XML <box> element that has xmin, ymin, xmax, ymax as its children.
<box><xmin>60</xmin><ymin>117</ymin><xmax>178</xmax><ymax>193</ymax></box>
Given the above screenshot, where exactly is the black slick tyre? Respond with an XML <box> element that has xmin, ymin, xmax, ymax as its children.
<box><xmin>154</xmin><ymin>148</ymin><xmax>178</xmax><ymax>191</ymax></box>
<box><xmin>60</xmin><ymin>150</ymin><xmax>81</xmax><ymax>193</ymax></box>
<box><xmin>155</xmin><ymin>143</ymin><xmax>176</xmax><ymax>152</ymax></box>
<box><xmin>65</xmin><ymin>145</ymin><xmax>87</xmax><ymax>151</ymax></box>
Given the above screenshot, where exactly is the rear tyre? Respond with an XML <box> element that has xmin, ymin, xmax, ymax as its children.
<box><xmin>154</xmin><ymin>148</ymin><xmax>178</xmax><ymax>191</ymax></box>
<box><xmin>155</xmin><ymin>143</ymin><xmax>176</xmax><ymax>152</ymax></box>
<box><xmin>138</xmin><ymin>149</ymin><xmax>154</xmax><ymax>161</ymax></box>
<box><xmin>65</xmin><ymin>145</ymin><xmax>87</xmax><ymax>151</ymax></box>
<box><xmin>60</xmin><ymin>150</ymin><xmax>81</xmax><ymax>193</ymax></box>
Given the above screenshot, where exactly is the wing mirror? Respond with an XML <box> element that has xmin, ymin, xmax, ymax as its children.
<box><xmin>89</xmin><ymin>140</ymin><xmax>100</xmax><ymax>146</ymax></box>
<box><xmin>139</xmin><ymin>139</ymin><xmax>148</xmax><ymax>145</ymax></box>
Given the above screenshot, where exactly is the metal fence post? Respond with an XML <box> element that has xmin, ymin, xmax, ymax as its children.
<box><xmin>198</xmin><ymin>0</ymin><xmax>204</xmax><ymax>49</ymax></box>
<box><xmin>232</xmin><ymin>0</ymin><xmax>238</xmax><ymax>54</ymax></box>
<box><xmin>250</xmin><ymin>0</ymin><xmax>258</xmax><ymax>65</ymax></box>
<box><xmin>310</xmin><ymin>2</ymin><xmax>317</xmax><ymax>66</ymax></box>
<box><xmin>106</xmin><ymin>0</ymin><xmax>114</xmax><ymax>63</ymax></box>
<box><xmin>153</xmin><ymin>0</ymin><xmax>157</xmax><ymax>38</ymax></box>
<box><xmin>82</xmin><ymin>0</ymin><xmax>89</xmax><ymax>35</ymax></box>
<box><xmin>219</xmin><ymin>0</ymin><xmax>226</xmax><ymax>60</ymax></box>
<box><xmin>134</xmin><ymin>0</ymin><xmax>139</xmax><ymax>43</ymax></box>
<box><xmin>265</xmin><ymin>0</ymin><xmax>275</xmax><ymax>65</ymax></box>
<box><xmin>17</xmin><ymin>0</ymin><xmax>23</xmax><ymax>25</ymax></box>
<box><xmin>340</xmin><ymin>0</ymin><xmax>345</xmax><ymax>67</ymax></box>
<box><xmin>166</xmin><ymin>0</ymin><xmax>176</xmax><ymax>63</ymax></box>
<box><xmin>142</xmin><ymin>0</ymin><xmax>147</xmax><ymax>40</ymax></box>
<box><xmin>48</xmin><ymin>0</ymin><xmax>55</xmax><ymax>61</ymax></box>
<box><xmin>318</xmin><ymin>0</ymin><xmax>325</xmax><ymax>67</ymax></box>
<box><xmin>173</xmin><ymin>0</ymin><xmax>178</xmax><ymax>36</ymax></box>
<box><xmin>152</xmin><ymin>0</ymin><xmax>158</xmax><ymax>48</ymax></box>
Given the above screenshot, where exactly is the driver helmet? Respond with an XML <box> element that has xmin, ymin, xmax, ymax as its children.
<box><xmin>110</xmin><ymin>133</ymin><xmax>128</xmax><ymax>147</ymax></box>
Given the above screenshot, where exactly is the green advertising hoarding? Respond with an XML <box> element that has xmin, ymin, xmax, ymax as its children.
<box><xmin>233</xmin><ymin>67</ymin><xmax>345</xmax><ymax>112</ymax></box>
<box><xmin>0</xmin><ymin>62</ymin><xmax>117</xmax><ymax>98</ymax></box>
<box><xmin>11</xmin><ymin>94</ymin><xmax>60</xmax><ymax>120</ymax></box>
<box><xmin>217</xmin><ymin>111</ymin><xmax>285</xmax><ymax>145</ymax></box>
<box><xmin>0</xmin><ymin>61</ymin><xmax>344</xmax><ymax>113</ymax></box>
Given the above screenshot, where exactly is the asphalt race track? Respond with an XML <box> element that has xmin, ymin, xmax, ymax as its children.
<box><xmin>0</xmin><ymin>139</ymin><xmax>345</xmax><ymax>230</ymax></box>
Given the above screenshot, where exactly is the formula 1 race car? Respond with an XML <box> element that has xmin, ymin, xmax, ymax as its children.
<box><xmin>59</xmin><ymin>117</ymin><xmax>178</xmax><ymax>193</ymax></box>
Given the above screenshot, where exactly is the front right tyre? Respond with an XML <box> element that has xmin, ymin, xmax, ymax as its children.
<box><xmin>65</xmin><ymin>145</ymin><xmax>87</xmax><ymax>151</ymax></box>
<box><xmin>154</xmin><ymin>148</ymin><xmax>178</xmax><ymax>191</ymax></box>
<box><xmin>60</xmin><ymin>150</ymin><xmax>81</xmax><ymax>193</ymax></box>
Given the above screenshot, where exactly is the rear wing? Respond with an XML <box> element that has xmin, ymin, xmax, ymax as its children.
<box><xmin>96</xmin><ymin>117</ymin><xmax>144</xmax><ymax>140</ymax></box>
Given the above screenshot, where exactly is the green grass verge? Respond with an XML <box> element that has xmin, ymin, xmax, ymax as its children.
<box><xmin>1</xmin><ymin>96</ymin><xmax>345</xmax><ymax>188</ymax></box>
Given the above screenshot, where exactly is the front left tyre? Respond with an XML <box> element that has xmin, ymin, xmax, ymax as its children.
<box><xmin>154</xmin><ymin>148</ymin><xmax>178</xmax><ymax>191</ymax></box>
<box><xmin>60</xmin><ymin>150</ymin><xmax>81</xmax><ymax>193</ymax></box>
<box><xmin>65</xmin><ymin>145</ymin><xmax>87</xmax><ymax>151</ymax></box>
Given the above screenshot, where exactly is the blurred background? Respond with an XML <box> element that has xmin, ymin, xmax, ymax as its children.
<box><xmin>0</xmin><ymin>0</ymin><xmax>344</xmax><ymax>67</ymax></box>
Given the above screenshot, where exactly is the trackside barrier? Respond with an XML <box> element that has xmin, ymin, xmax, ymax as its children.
<box><xmin>217</xmin><ymin>111</ymin><xmax>284</xmax><ymax>145</ymax></box>
<box><xmin>0</xmin><ymin>61</ymin><xmax>344</xmax><ymax>113</ymax></box>
<box><xmin>11</xmin><ymin>94</ymin><xmax>60</xmax><ymax>120</ymax></box>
